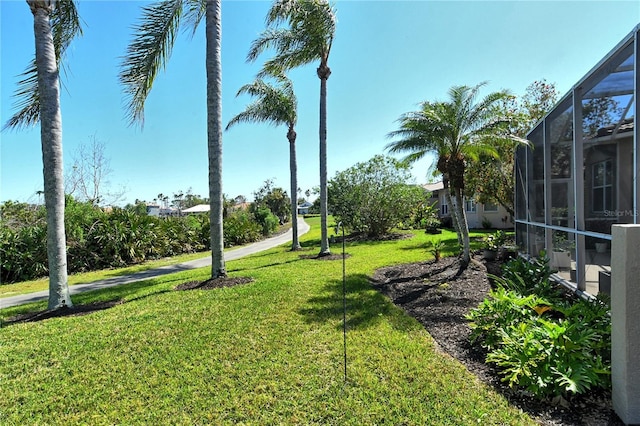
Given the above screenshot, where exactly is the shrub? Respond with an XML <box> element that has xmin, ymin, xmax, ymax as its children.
<box><xmin>328</xmin><ymin>155</ymin><xmax>426</xmax><ymax>238</ymax></box>
<box><xmin>252</xmin><ymin>207</ymin><xmax>279</xmax><ymax>237</ymax></box>
<box><xmin>252</xmin><ymin>180</ymin><xmax>291</xmax><ymax>224</ymax></box>
<box><xmin>485</xmin><ymin>303</ymin><xmax>610</xmax><ymax>397</ymax></box>
<box><xmin>482</xmin><ymin>230</ymin><xmax>506</xmax><ymax>251</ymax></box>
<box><xmin>0</xmin><ymin>222</ymin><xmax>48</xmax><ymax>282</ymax></box>
<box><xmin>467</xmin><ymin>256</ymin><xmax>611</xmax><ymax>399</ymax></box>
<box><xmin>224</xmin><ymin>210</ymin><xmax>262</xmax><ymax>246</ymax></box>
<box><xmin>499</xmin><ymin>254</ymin><xmax>556</xmax><ymax>299</ymax></box>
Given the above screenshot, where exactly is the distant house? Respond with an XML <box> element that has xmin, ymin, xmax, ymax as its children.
<box><xmin>182</xmin><ymin>204</ymin><xmax>210</xmax><ymax>214</ymax></box>
<box><xmin>297</xmin><ymin>201</ymin><xmax>313</xmax><ymax>215</ymax></box>
<box><xmin>423</xmin><ymin>182</ymin><xmax>512</xmax><ymax>230</ymax></box>
<box><xmin>146</xmin><ymin>204</ymin><xmax>179</xmax><ymax>217</ymax></box>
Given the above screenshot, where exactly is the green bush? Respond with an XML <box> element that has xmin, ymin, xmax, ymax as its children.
<box><xmin>0</xmin><ymin>222</ymin><xmax>48</xmax><ymax>282</ymax></box>
<box><xmin>499</xmin><ymin>254</ymin><xmax>556</xmax><ymax>299</ymax></box>
<box><xmin>1</xmin><ymin>196</ymin><xmax>283</xmax><ymax>283</ymax></box>
<box><xmin>252</xmin><ymin>207</ymin><xmax>279</xmax><ymax>237</ymax></box>
<box><xmin>328</xmin><ymin>155</ymin><xmax>426</xmax><ymax>238</ymax></box>
<box><xmin>467</xmin><ymin>255</ymin><xmax>611</xmax><ymax>399</ymax></box>
<box><xmin>485</xmin><ymin>301</ymin><xmax>610</xmax><ymax>397</ymax></box>
<box><xmin>224</xmin><ymin>210</ymin><xmax>262</xmax><ymax>246</ymax></box>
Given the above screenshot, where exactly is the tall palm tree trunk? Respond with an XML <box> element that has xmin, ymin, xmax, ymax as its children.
<box><xmin>29</xmin><ymin>0</ymin><xmax>73</xmax><ymax>310</ymax></box>
<box><xmin>453</xmin><ymin>187</ymin><xmax>471</xmax><ymax>269</ymax></box>
<box><xmin>318</xmin><ymin>64</ymin><xmax>331</xmax><ymax>256</ymax></box>
<box><xmin>206</xmin><ymin>0</ymin><xmax>226</xmax><ymax>278</ymax></box>
<box><xmin>288</xmin><ymin>126</ymin><xmax>301</xmax><ymax>250</ymax></box>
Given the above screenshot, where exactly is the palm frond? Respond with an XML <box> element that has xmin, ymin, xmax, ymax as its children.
<box><xmin>3</xmin><ymin>60</ymin><xmax>40</xmax><ymax>131</ymax></box>
<box><xmin>120</xmin><ymin>0</ymin><xmax>185</xmax><ymax>127</ymax></box>
<box><xmin>248</xmin><ymin>0</ymin><xmax>335</xmax><ymax>72</ymax></box>
<box><xmin>226</xmin><ymin>76</ymin><xmax>297</xmax><ymax>131</ymax></box>
<box><xmin>52</xmin><ymin>0</ymin><xmax>83</xmax><ymax>62</ymax></box>
<box><xmin>225</xmin><ymin>103</ymin><xmax>276</xmax><ymax>129</ymax></box>
<box><xmin>183</xmin><ymin>0</ymin><xmax>205</xmax><ymax>37</ymax></box>
<box><xmin>3</xmin><ymin>0</ymin><xmax>82</xmax><ymax>131</ymax></box>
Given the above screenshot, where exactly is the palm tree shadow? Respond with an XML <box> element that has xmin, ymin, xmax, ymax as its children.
<box><xmin>1</xmin><ymin>278</ymin><xmax>176</xmax><ymax>327</ymax></box>
<box><xmin>299</xmin><ymin>273</ymin><xmax>423</xmax><ymax>333</ymax></box>
<box><xmin>228</xmin><ymin>257</ymin><xmax>303</xmax><ymax>273</ymax></box>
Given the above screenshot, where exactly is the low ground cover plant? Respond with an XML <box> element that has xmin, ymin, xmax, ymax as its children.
<box><xmin>467</xmin><ymin>256</ymin><xmax>611</xmax><ymax>399</ymax></box>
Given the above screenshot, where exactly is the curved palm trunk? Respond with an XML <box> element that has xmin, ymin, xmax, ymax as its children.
<box><xmin>453</xmin><ymin>187</ymin><xmax>471</xmax><ymax>270</ymax></box>
<box><xmin>206</xmin><ymin>0</ymin><xmax>226</xmax><ymax>277</ymax></box>
<box><xmin>443</xmin><ymin>183</ymin><xmax>463</xmax><ymax>247</ymax></box>
<box><xmin>318</xmin><ymin>64</ymin><xmax>331</xmax><ymax>255</ymax></box>
<box><xmin>29</xmin><ymin>0</ymin><xmax>72</xmax><ymax>310</ymax></box>
<box><xmin>288</xmin><ymin>126</ymin><xmax>301</xmax><ymax>250</ymax></box>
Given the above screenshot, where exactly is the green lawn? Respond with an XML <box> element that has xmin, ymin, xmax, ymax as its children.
<box><xmin>0</xmin><ymin>218</ymin><xmax>533</xmax><ymax>424</ymax></box>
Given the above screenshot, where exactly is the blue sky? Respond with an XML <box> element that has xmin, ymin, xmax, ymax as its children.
<box><xmin>1</xmin><ymin>1</ymin><xmax>639</xmax><ymax>206</ymax></box>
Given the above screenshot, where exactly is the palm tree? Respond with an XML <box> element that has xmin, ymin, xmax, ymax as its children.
<box><xmin>4</xmin><ymin>0</ymin><xmax>82</xmax><ymax>310</ymax></box>
<box><xmin>248</xmin><ymin>0</ymin><xmax>336</xmax><ymax>256</ymax></box>
<box><xmin>387</xmin><ymin>83</ymin><xmax>527</xmax><ymax>271</ymax></box>
<box><xmin>120</xmin><ymin>0</ymin><xmax>227</xmax><ymax>278</ymax></box>
<box><xmin>226</xmin><ymin>75</ymin><xmax>302</xmax><ymax>250</ymax></box>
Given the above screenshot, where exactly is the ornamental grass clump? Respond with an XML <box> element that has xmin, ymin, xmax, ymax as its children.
<box><xmin>467</xmin><ymin>256</ymin><xmax>611</xmax><ymax>399</ymax></box>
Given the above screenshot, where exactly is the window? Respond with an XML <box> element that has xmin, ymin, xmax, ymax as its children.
<box><xmin>465</xmin><ymin>199</ymin><xmax>476</xmax><ymax>213</ymax></box>
<box><xmin>441</xmin><ymin>198</ymin><xmax>448</xmax><ymax>215</ymax></box>
<box><xmin>483</xmin><ymin>202</ymin><xmax>498</xmax><ymax>212</ymax></box>
<box><xmin>592</xmin><ymin>159</ymin><xmax>613</xmax><ymax>212</ymax></box>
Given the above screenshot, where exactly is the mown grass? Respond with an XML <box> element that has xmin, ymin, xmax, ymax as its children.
<box><xmin>0</xmin><ymin>218</ymin><xmax>533</xmax><ymax>424</ymax></box>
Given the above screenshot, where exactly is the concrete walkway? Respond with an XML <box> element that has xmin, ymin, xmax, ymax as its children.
<box><xmin>1</xmin><ymin>218</ymin><xmax>310</xmax><ymax>309</ymax></box>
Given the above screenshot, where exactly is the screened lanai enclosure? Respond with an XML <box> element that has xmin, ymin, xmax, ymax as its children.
<box><xmin>516</xmin><ymin>25</ymin><xmax>640</xmax><ymax>295</ymax></box>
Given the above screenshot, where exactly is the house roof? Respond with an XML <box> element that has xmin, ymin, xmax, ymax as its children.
<box><xmin>422</xmin><ymin>181</ymin><xmax>444</xmax><ymax>192</ymax></box>
<box><xmin>182</xmin><ymin>204</ymin><xmax>210</xmax><ymax>213</ymax></box>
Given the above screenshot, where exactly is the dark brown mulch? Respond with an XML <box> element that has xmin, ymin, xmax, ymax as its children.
<box><xmin>174</xmin><ymin>276</ymin><xmax>254</xmax><ymax>291</ymax></box>
<box><xmin>4</xmin><ymin>299</ymin><xmax>123</xmax><ymax>325</ymax></box>
<box><xmin>371</xmin><ymin>255</ymin><xmax>622</xmax><ymax>426</ymax></box>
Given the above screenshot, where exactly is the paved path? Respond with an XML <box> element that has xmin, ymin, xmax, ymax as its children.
<box><xmin>1</xmin><ymin>218</ymin><xmax>310</xmax><ymax>309</ymax></box>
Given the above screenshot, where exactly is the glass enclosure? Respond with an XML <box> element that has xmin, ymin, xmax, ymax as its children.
<box><xmin>515</xmin><ymin>26</ymin><xmax>638</xmax><ymax>295</ymax></box>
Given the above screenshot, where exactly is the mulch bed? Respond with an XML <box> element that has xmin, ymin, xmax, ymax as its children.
<box><xmin>371</xmin><ymin>254</ymin><xmax>622</xmax><ymax>426</ymax></box>
<box><xmin>175</xmin><ymin>276</ymin><xmax>254</xmax><ymax>291</ymax></box>
<box><xmin>4</xmin><ymin>299</ymin><xmax>123</xmax><ymax>325</ymax></box>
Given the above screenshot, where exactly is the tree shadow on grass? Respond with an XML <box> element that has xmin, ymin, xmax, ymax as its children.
<box><xmin>227</xmin><ymin>257</ymin><xmax>305</xmax><ymax>273</ymax></box>
<box><xmin>1</xmin><ymin>276</ymin><xmax>178</xmax><ymax>326</ymax></box>
<box><xmin>399</xmin><ymin>234</ymin><xmax>460</xmax><ymax>252</ymax></box>
<box><xmin>298</xmin><ymin>273</ymin><xmax>424</xmax><ymax>333</ymax></box>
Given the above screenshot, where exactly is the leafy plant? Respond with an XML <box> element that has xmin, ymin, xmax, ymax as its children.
<box><xmin>482</xmin><ymin>230</ymin><xmax>507</xmax><ymax>251</ymax></box>
<box><xmin>427</xmin><ymin>239</ymin><xmax>445</xmax><ymax>262</ymax></box>
<box><xmin>486</xmin><ymin>315</ymin><xmax>610</xmax><ymax>397</ymax></box>
<box><xmin>224</xmin><ymin>210</ymin><xmax>262</xmax><ymax>246</ymax></box>
<box><xmin>499</xmin><ymin>254</ymin><xmax>556</xmax><ymax>299</ymax></box>
<box><xmin>467</xmin><ymin>254</ymin><xmax>611</xmax><ymax>399</ymax></box>
<box><xmin>466</xmin><ymin>286</ymin><xmax>548</xmax><ymax>350</ymax></box>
